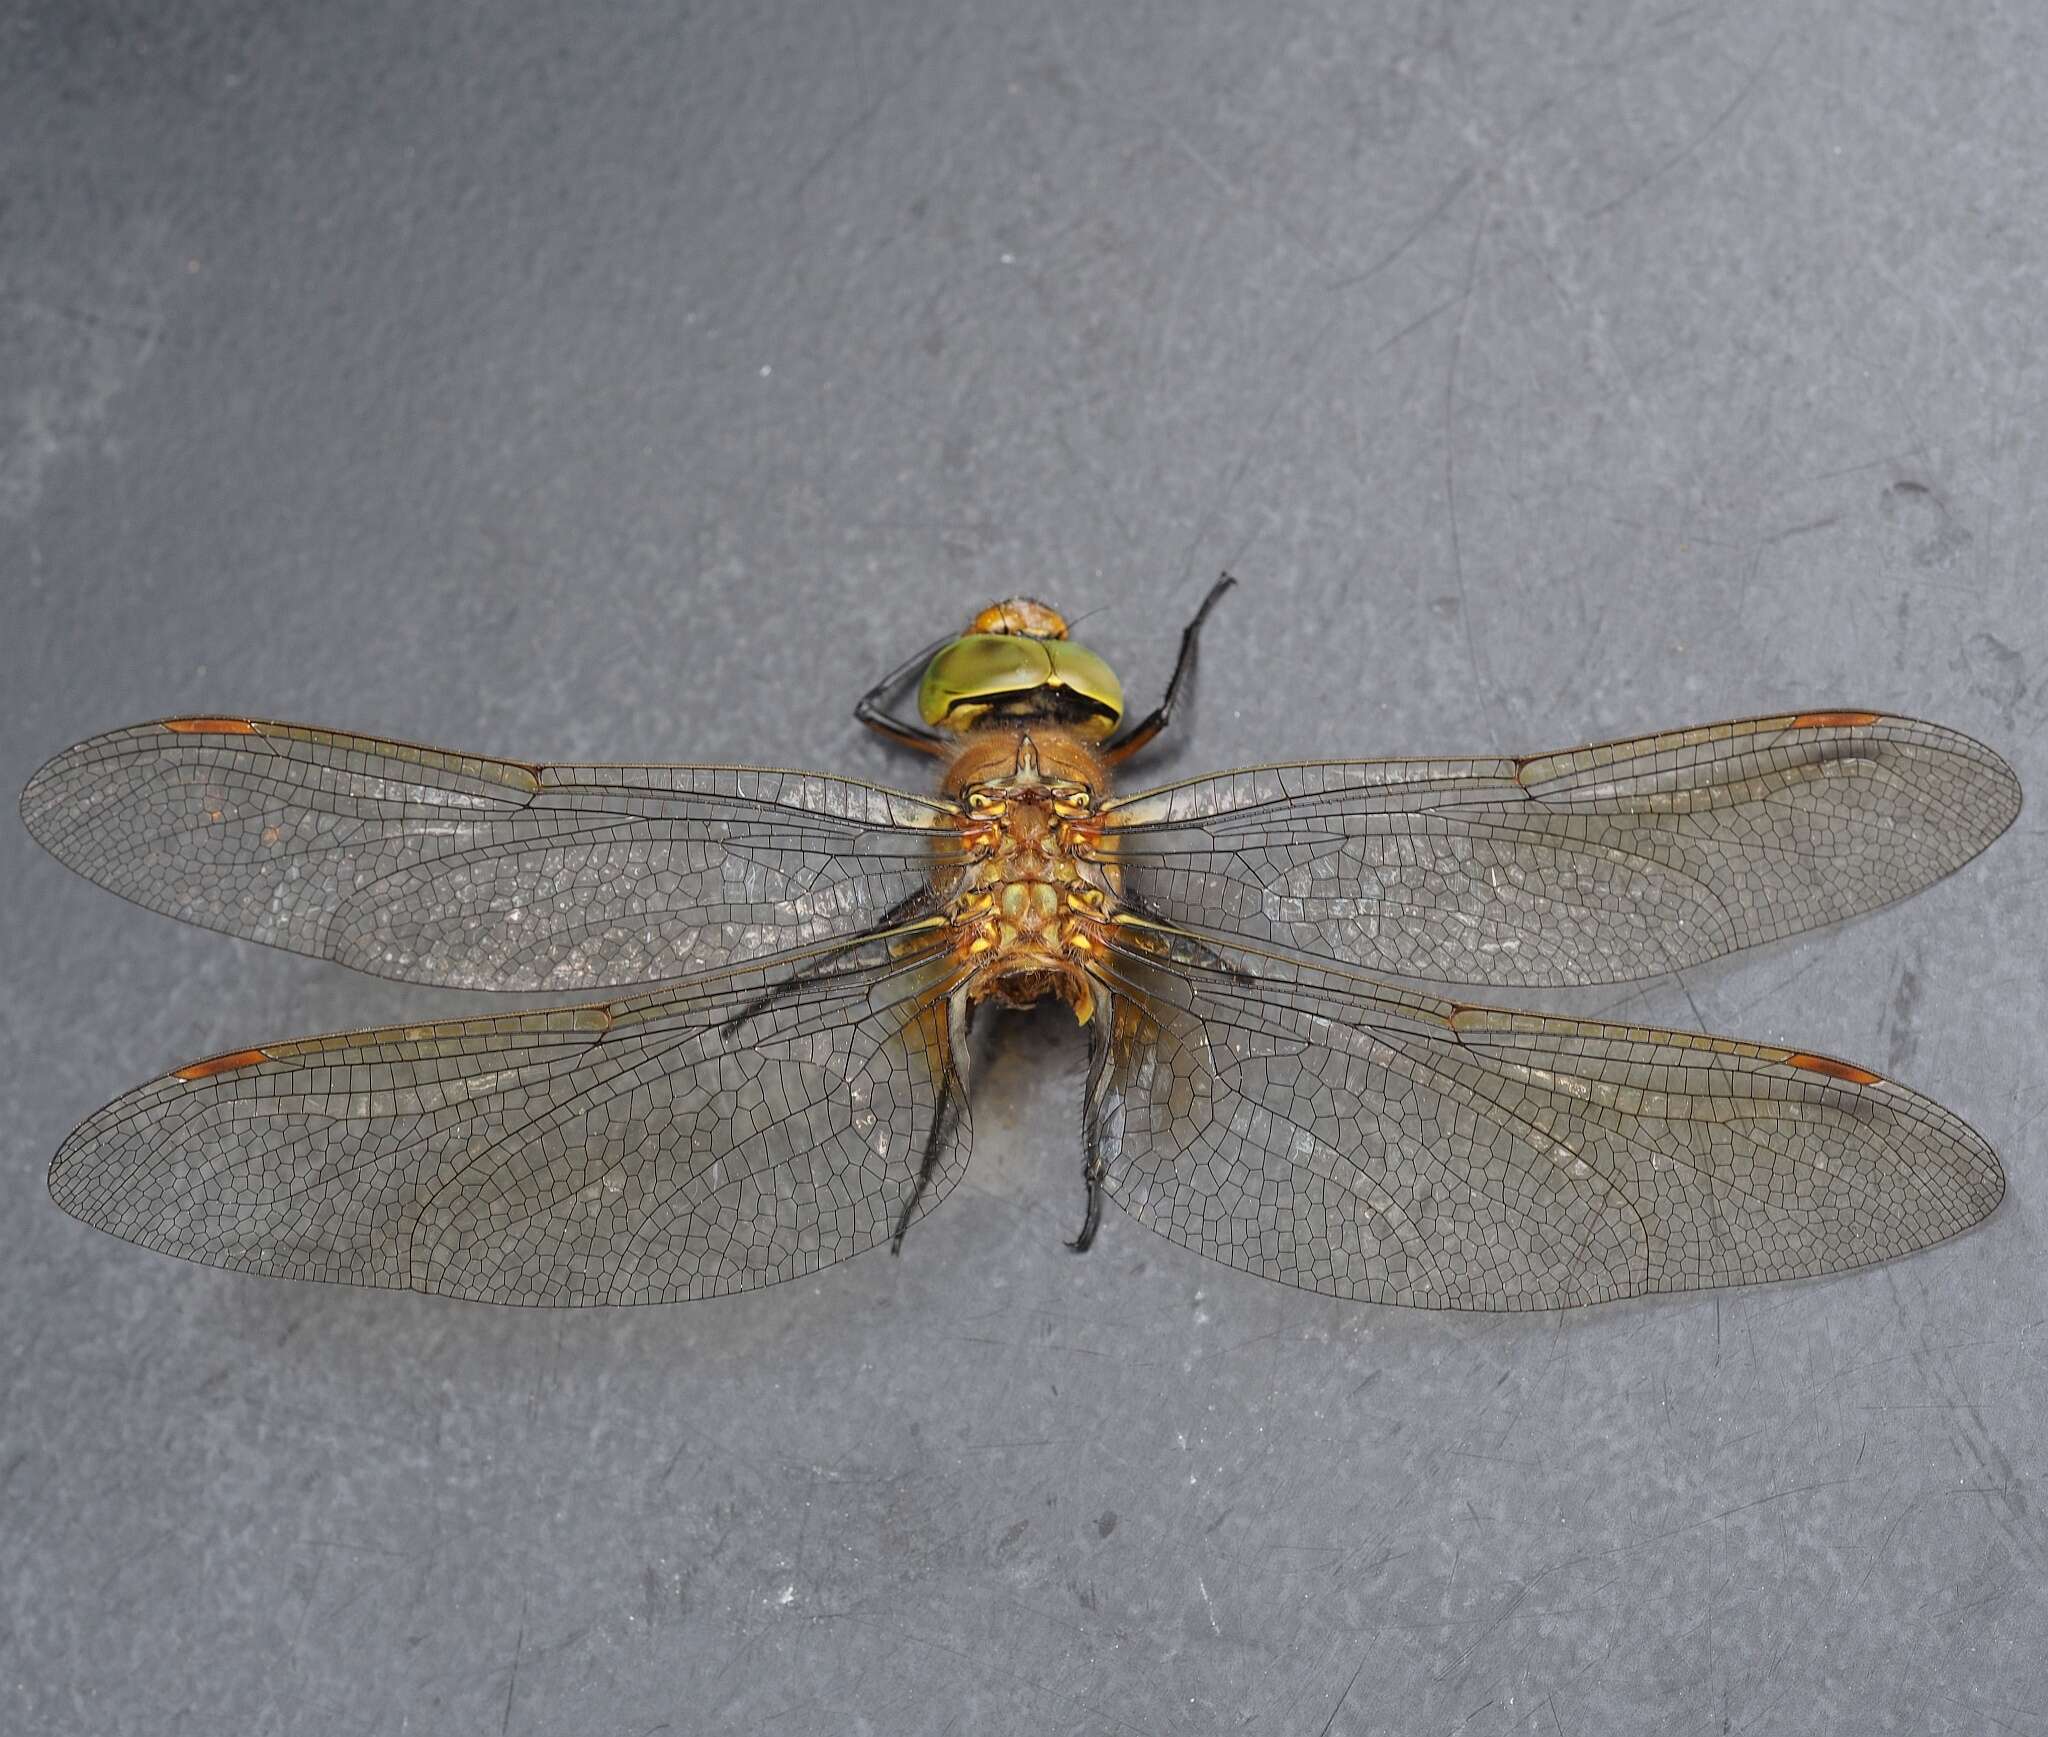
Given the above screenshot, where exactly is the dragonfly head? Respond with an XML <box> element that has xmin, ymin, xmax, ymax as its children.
<box><xmin>916</xmin><ymin>597</ymin><xmax>1126</xmax><ymax>741</ymax></box>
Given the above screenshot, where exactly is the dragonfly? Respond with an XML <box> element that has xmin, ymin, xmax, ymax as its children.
<box><xmin>21</xmin><ymin>579</ymin><xmax>2022</xmax><ymax>1310</ymax></box>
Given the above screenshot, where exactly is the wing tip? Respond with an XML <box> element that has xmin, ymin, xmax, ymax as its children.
<box><xmin>18</xmin><ymin>771</ymin><xmax>52</xmax><ymax>847</ymax></box>
<box><xmin>20</xmin><ymin>718</ymin><xmax>260</xmax><ymax>857</ymax></box>
<box><xmin>47</xmin><ymin>1098</ymin><xmax>126</xmax><ymax>1230</ymax></box>
<box><xmin>18</xmin><ymin>739</ymin><xmax>84</xmax><ymax>852</ymax></box>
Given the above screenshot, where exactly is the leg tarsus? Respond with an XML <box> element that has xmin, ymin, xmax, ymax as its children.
<box><xmin>1067</xmin><ymin>1149</ymin><xmax>1105</xmax><ymax>1253</ymax></box>
<box><xmin>1105</xmin><ymin>572</ymin><xmax>1237</xmax><ymax>764</ymax></box>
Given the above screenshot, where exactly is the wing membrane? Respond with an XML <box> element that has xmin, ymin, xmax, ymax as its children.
<box><xmin>1103</xmin><ymin>713</ymin><xmax>2020</xmax><ymax>987</ymax></box>
<box><xmin>1090</xmin><ymin>934</ymin><xmax>2002</xmax><ymax>1309</ymax></box>
<box><xmin>20</xmin><ymin>718</ymin><xmax>959</xmax><ymax>991</ymax></box>
<box><xmin>48</xmin><ymin>935</ymin><xmax>970</xmax><ymax>1304</ymax></box>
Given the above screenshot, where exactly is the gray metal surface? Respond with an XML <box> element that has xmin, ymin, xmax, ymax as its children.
<box><xmin>4</xmin><ymin>1</ymin><xmax>2042</xmax><ymax>1731</ymax></box>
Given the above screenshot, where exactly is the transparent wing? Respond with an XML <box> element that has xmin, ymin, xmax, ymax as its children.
<box><xmin>21</xmin><ymin>717</ymin><xmax>961</xmax><ymax>991</ymax></box>
<box><xmin>48</xmin><ymin>935</ymin><xmax>970</xmax><ymax>1304</ymax></box>
<box><xmin>1089</xmin><ymin>934</ymin><xmax>2002</xmax><ymax>1310</ymax></box>
<box><xmin>1102</xmin><ymin>713</ymin><xmax>2020</xmax><ymax>987</ymax></box>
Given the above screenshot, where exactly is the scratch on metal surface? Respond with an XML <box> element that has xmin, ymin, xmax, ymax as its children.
<box><xmin>1713</xmin><ymin>1473</ymin><xmax>1860</xmax><ymax>1519</ymax></box>
<box><xmin>501</xmin><ymin>1597</ymin><xmax>527</xmax><ymax>1737</ymax></box>
<box><xmin>790</xmin><ymin>16</ymin><xmax>960</xmax><ymax>205</ymax></box>
<box><xmin>1044</xmin><ymin>6</ymin><xmax>1352</xmax><ymax>288</ymax></box>
<box><xmin>1759</xmin><ymin>513</ymin><xmax>1845</xmax><ymax>546</ymax></box>
<box><xmin>1330</xmin><ymin>168</ymin><xmax>1476</xmax><ymax>293</ymax></box>
<box><xmin>1317</xmin><ymin>1652</ymin><xmax>1369</xmax><ymax>1737</ymax></box>
<box><xmin>1583</xmin><ymin>35</ymin><xmax>1784</xmax><ymax>220</ymax></box>
<box><xmin>92</xmin><ymin>1524</ymin><xmax>181</xmax><ymax>1596</ymax></box>
<box><xmin>1156</xmin><ymin>115</ymin><xmax>1339</xmax><ymax>277</ymax></box>
<box><xmin>1175</xmin><ymin>302</ymin><xmax>1346</xmax><ymax>586</ymax></box>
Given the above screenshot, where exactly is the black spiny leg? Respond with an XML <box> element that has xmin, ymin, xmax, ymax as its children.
<box><xmin>856</xmin><ymin>632</ymin><xmax>954</xmax><ymax>757</ymax></box>
<box><xmin>1071</xmin><ymin>1008</ymin><xmax>1114</xmax><ymax>1252</ymax></box>
<box><xmin>1110</xmin><ymin>890</ymin><xmax>1259</xmax><ymax>986</ymax></box>
<box><xmin>719</xmin><ymin>889</ymin><xmax>941</xmax><ymax>1038</ymax></box>
<box><xmin>891</xmin><ymin>1066</ymin><xmax>959</xmax><ymax>1253</ymax></box>
<box><xmin>893</xmin><ymin>994</ymin><xmax>972</xmax><ymax>1254</ymax></box>
<box><xmin>1104</xmin><ymin>572</ymin><xmax>1237</xmax><ymax>764</ymax></box>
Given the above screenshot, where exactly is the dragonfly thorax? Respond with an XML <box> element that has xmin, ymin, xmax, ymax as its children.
<box><xmin>944</xmin><ymin>729</ymin><xmax>1116</xmax><ymax>1023</ymax></box>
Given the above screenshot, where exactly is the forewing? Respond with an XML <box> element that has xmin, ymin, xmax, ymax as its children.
<box><xmin>1090</xmin><ymin>937</ymin><xmax>2002</xmax><ymax>1309</ymax></box>
<box><xmin>21</xmin><ymin>718</ymin><xmax>959</xmax><ymax>990</ymax></box>
<box><xmin>48</xmin><ymin>938</ymin><xmax>970</xmax><ymax>1304</ymax></box>
<box><xmin>1103</xmin><ymin>713</ymin><xmax>2020</xmax><ymax>987</ymax></box>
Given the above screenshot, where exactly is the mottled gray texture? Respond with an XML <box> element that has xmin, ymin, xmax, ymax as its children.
<box><xmin>3</xmin><ymin>1</ymin><xmax>2043</xmax><ymax>1733</ymax></box>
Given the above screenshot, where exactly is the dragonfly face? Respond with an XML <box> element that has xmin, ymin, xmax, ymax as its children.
<box><xmin>915</xmin><ymin>595</ymin><xmax>1126</xmax><ymax>740</ymax></box>
<box><xmin>20</xmin><ymin>577</ymin><xmax>2024</xmax><ymax>1310</ymax></box>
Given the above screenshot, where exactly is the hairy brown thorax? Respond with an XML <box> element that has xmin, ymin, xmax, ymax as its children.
<box><xmin>940</xmin><ymin>726</ymin><xmax>1118</xmax><ymax>1023</ymax></box>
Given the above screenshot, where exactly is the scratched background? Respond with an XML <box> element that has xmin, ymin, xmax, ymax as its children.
<box><xmin>4</xmin><ymin>2</ymin><xmax>2044</xmax><ymax>1732</ymax></box>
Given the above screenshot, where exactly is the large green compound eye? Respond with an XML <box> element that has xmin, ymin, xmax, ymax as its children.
<box><xmin>1043</xmin><ymin>640</ymin><xmax>1124</xmax><ymax>738</ymax></box>
<box><xmin>916</xmin><ymin>634</ymin><xmax>1125</xmax><ymax>738</ymax></box>
<box><xmin>917</xmin><ymin>634</ymin><xmax>1055</xmax><ymax>730</ymax></box>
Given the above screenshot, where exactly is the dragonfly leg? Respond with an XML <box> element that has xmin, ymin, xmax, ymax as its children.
<box><xmin>892</xmin><ymin>988</ymin><xmax>972</xmax><ymax>1254</ymax></box>
<box><xmin>1103</xmin><ymin>572</ymin><xmax>1237</xmax><ymax>764</ymax></box>
<box><xmin>891</xmin><ymin>1071</ymin><xmax>957</xmax><ymax>1252</ymax></box>
<box><xmin>718</xmin><ymin>889</ymin><xmax>938</xmax><ymax>1037</ymax></box>
<box><xmin>1069</xmin><ymin>1143</ymin><xmax>1105</xmax><ymax>1253</ymax></box>
<box><xmin>1108</xmin><ymin>891</ymin><xmax>1259</xmax><ymax>985</ymax></box>
<box><xmin>1070</xmin><ymin>1012</ymin><xmax>1114</xmax><ymax>1252</ymax></box>
<box><xmin>855</xmin><ymin>632</ymin><xmax>954</xmax><ymax>757</ymax></box>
